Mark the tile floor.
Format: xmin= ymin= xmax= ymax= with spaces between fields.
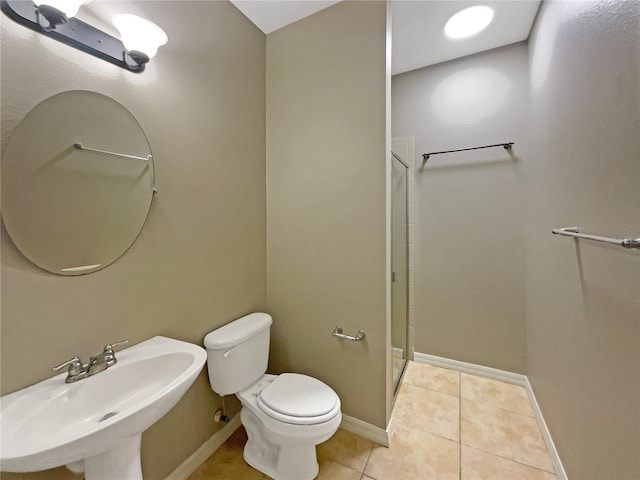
xmin=188 ymin=361 xmax=557 ymax=479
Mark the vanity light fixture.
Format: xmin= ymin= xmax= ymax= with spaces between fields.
xmin=0 ymin=0 xmax=168 ymax=73
xmin=32 ymin=0 xmax=85 ymax=28
xmin=444 ymin=5 xmax=494 ymax=40
xmin=113 ymin=14 xmax=168 ymax=67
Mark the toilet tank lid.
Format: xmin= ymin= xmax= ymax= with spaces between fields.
xmin=204 ymin=312 xmax=272 ymax=350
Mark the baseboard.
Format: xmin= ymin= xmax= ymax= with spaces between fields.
xmin=392 ymin=347 xmax=404 ymax=359
xmin=340 ymin=414 xmax=391 ymax=447
xmin=413 ymin=352 xmax=527 ymax=386
xmin=165 ymin=414 xmax=242 ymax=480
xmin=524 ymin=377 xmax=568 ymax=480
xmin=413 ymin=352 xmax=567 ymax=480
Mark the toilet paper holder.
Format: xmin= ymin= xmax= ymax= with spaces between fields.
xmin=332 ymin=326 xmax=366 ymax=342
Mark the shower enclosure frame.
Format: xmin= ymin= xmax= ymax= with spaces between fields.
xmin=391 ymin=150 xmax=410 ymax=396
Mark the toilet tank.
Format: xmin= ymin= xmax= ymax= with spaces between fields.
xmin=204 ymin=312 xmax=272 ymax=395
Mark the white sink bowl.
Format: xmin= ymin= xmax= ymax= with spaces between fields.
xmin=1 ymin=336 xmax=206 ymax=479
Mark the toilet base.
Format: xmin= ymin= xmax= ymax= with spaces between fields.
xmin=240 ymin=407 xmax=323 ymax=480
xmin=244 ymin=442 xmax=319 ymax=480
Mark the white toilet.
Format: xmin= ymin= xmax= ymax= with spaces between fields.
xmin=204 ymin=312 xmax=341 ymax=480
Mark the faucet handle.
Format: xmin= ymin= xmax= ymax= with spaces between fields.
xmin=52 ymin=356 xmax=85 ymax=376
xmin=103 ymin=339 xmax=129 ymax=353
xmin=101 ymin=340 xmax=128 ymax=368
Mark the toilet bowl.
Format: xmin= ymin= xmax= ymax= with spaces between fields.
xmin=238 ymin=374 xmax=341 ymax=479
xmin=204 ymin=313 xmax=341 ymax=480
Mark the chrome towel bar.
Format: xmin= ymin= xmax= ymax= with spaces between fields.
xmin=552 ymin=227 xmax=640 ymax=250
xmin=422 ymin=142 xmax=514 ymax=162
xmin=74 ymin=143 xmax=152 ymax=161
xmin=332 ymin=326 xmax=366 ymax=342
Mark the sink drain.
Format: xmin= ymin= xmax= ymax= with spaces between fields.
xmin=99 ymin=412 xmax=118 ymax=422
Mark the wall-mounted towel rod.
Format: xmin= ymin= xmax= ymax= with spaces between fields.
xmin=422 ymin=142 xmax=514 ymax=162
xmin=74 ymin=143 xmax=152 ymax=161
xmin=332 ymin=326 xmax=366 ymax=341
xmin=552 ymin=227 xmax=640 ymax=250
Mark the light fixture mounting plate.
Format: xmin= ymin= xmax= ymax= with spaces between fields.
xmin=1 ymin=0 xmax=145 ymax=73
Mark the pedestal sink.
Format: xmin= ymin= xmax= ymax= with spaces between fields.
xmin=0 ymin=336 xmax=207 ymax=479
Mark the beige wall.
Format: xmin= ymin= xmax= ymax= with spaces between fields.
xmin=266 ymin=1 xmax=390 ymax=429
xmin=526 ymin=1 xmax=640 ymax=478
xmin=392 ymin=43 xmax=529 ymax=373
xmin=1 ymin=2 xmax=266 ymax=479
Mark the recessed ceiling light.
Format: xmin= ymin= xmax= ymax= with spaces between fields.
xmin=444 ymin=5 xmax=494 ymax=40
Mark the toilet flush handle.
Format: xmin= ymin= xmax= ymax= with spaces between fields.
xmin=223 ymin=346 xmax=238 ymax=358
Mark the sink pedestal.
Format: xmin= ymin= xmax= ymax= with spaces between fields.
xmin=84 ymin=435 xmax=143 ymax=480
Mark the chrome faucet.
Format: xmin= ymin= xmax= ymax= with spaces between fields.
xmin=52 ymin=340 xmax=129 ymax=383
xmin=51 ymin=356 xmax=87 ymax=383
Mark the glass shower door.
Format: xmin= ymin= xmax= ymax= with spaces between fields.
xmin=391 ymin=152 xmax=408 ymax=394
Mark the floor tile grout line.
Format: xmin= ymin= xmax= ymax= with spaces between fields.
xmin=396 ymin=420 xmax=460 ymax=443
xmin=461 ymin=391 xmax=538 ymax=419
xmin=362 ymin=445 xmax=377 ymax=480
xmin=359 ymin=440 xmax=375 ymax=478
xmin=460 ymin=442 xmax=557 ymax=475
xmin=458 ymin=373 xmax=536 ymax=418
xmin=320 ymin=443 xmax=374 ymax=475
xmin=402 ymin=380 xmax=461 ymax=399
xmin=458 ymin=372 xmax=557 ymax=477
xmin=395 ymin=371 xmax=463 ymax=444
xmin=391 ymin=419 xmax=459 ymax=443
xmin=320 ymin=455 xmax=355 ymax=474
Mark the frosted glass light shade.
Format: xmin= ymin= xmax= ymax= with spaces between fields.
xmin=113 ymin=14 xmax=168 ymax=59
xmin=33 ymin=0 xmax=85 ymax=18
xmin=444 ymin=5 xmax=494 ymax=39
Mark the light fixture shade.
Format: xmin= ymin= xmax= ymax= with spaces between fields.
xmin=33 ymin=0 xmax=85 ymax=18
xmin=113 ymin=14 xmax=168 ymax=60
xmin=444 ymin=5 xmax=494 ymax=39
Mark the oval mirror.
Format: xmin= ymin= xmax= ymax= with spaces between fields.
xmin=1 ymin=91 xmax=156 ymax=275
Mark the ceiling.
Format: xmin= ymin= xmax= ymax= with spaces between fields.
xmin=229 ymin=0 xmax=341 ymax=34
xmin=230 ymin=0 xmax=541 ymax=75
xmin=392 ymin=1 xmax=540 ymax=75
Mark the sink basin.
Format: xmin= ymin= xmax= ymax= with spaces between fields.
xmin=1 ymin=336 xmax=206 ymax=479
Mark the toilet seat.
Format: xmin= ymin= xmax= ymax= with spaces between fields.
xmin=256 ymin=373 xmax=340 ymax=425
